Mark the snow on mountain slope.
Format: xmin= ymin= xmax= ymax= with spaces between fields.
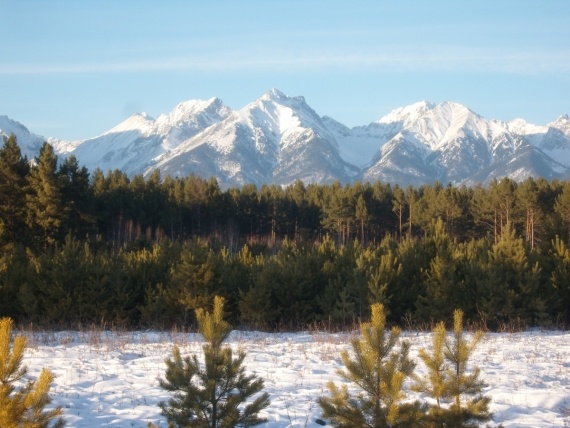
xmin=363 ymin=131 xmax=436 ymax=186
xmin=0 ymin=115 xmax=44 ymax=159
xmin=71 ymin=98 xmax=232 ymax=176
xmin=464 ymin=144 xmax=568 ymax=185
xmin=360 ymin=101 xmax=568 ymax=186
xmin=2 ymin=91 xmax=569 ymax=188
xmin=550 ymin=114 xmax=570 ymax=135
xmin=0 ymin=115 xmax=78 ymax=160
xmin=327 ymin=102 xmax=438 ymax=168
xmin=503 ymin=115 xmax=570 ymax=167
xmin=506 ymin=118 xmax=547 ymax=140
xmin=324 ymin=117 xmax=395 ymax=168
xmin=397 ymin=101 xmax=502 ymax=151
xmin=330 ymin=100 xmax=504 ymax=178
xmin=361 ymin=102 xmax=479 ymax=184
xmin=378 ymin=101 xmax=436 ymax=127
xmin=152 ymin=89 xmax=358 ymax=188
xmin=531 ymin=115 xmax=570 ymax=167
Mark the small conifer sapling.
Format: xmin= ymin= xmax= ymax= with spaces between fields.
xmin=318 ymin=303 xmax=425 ymax=428
xmin=154 ymin=296 xmax=270 ymax=427
xmin=0 ymin=317 xmax=65 ymax=428
xmin=413 ymin=309 xmax=492 ymax=427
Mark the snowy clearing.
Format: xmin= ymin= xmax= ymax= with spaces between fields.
xmin=20 ymin=329 xmax=570 ymax=427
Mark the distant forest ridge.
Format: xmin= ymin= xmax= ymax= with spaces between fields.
xmin=1 ymin=135 xmax=570 ymax=330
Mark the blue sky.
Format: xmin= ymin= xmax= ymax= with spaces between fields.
xmin=1 ymin=0 xmax=569 ymax=141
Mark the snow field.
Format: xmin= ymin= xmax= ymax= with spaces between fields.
xmin=19 ymin=329 xmax=570 ymax=427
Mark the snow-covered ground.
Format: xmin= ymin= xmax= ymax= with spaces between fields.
xmin=21 ymin=329 xmax=570 ymax=427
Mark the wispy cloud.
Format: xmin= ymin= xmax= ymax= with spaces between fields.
xmin=1 ymin=46 xmax=568 ymax=76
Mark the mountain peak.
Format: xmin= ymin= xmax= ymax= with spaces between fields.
xmin=258 ymin=88 xmax=309 ymax=105
xmin=549 ymin=114 xmax=570 ymax=136
xmin=554 ymin=113 xmax=570 ymax=124
xmin=507 ymin=118 xmax=546 ymax=136
xmin=261 ymin=88 xmax=287 ymax=101
xmin=5 ymin=93 xmax=570 ymax=189
xmin=107 ymin=112 xmax=155 ymax=135
xmin=0 ymin=115 xmax=49 ymax=160
xmin=168 ymin=97 xmax=226 ymax=120
xmin=378 ymin=101 xmax=435 ymax=125
xmin=438 ymin=100 xmax=470 ymax=112
xmin=0 ymin=115 xmax=29 ymax=134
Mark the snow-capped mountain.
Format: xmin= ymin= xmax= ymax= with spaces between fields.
xmin=70 ymin=97 xmax=232 ymax=176
xmin=358 ymin=101 xmax=570 ymax=186
xmin=523 ymin=115 xmax=570 ymax=167
xmin=151 ymin=89 xmax=358 ymax=188
xmin=0 ymin=115 xmax=76 ymax=160
xmin=1 ymin=90 xmax=569 ymax=188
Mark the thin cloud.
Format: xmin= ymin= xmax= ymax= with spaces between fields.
xmin=1 ymin=46 xmax=568 ymax=76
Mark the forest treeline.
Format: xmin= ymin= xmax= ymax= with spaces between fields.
xmin=2 ymin=134 xmax=570 ymax=329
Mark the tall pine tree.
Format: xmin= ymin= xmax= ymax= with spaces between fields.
xmin=58 ymin=155 xmax=93 ymax=236
xmin=26 ymin=142 xmax=68 ymax=250
xmin=0 ymin=134 xmax=30 ymax=249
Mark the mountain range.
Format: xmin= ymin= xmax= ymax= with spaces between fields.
xmin=1 ymin=89 xmax=569 ymax=188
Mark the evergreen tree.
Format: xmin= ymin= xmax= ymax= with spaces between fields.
xmin=516 ymin=178 xmax=541 ymax=249
xmin=26 ymin=142 xmax=68 ymax=250
xmin=549 ymin=236 xmax=570 ymax=324
xmin=169 ymin=241 xmax=221 ymax=326
xmin=413 ymin=310 xmax=492 ymax=427
xmin=405 ymin=185 xmax=418 ymax=239
xmin=0 ymin=317 xmax=65 ymax=427
xmin=0 ymin=246 xmax=29 ymax=320
xmin=318 ymin=303 xmax=425 ymax=427
xmin=415 ymin=219 xmax=464 ymax=323
xmin=58 ymin=155 xmax=93 ymax=236
xmin=156 ymin=296 xmax=270 ymax=427
xmin=440 ymin=185 xmax=472 ymax=241
xmin=216 ymin=245 xmax=256 ymax=325
xmin=554 ymin=181 xmax=570 ymax=243
xmin=92 ymin=169 xmax=132 ymax=246
xmin=491 ymin=178 xmax=517 ymax=235
xmin=478 ymin=223 xmax=544 ymax=326
xmin=122 ymin=241 xmax=175 ymax=325
xmin=238 ymin=268 xmax=280 ymax=328
xmin=392 ymin=186 xmax=406 ymax=242
xmin=367 ymin=249 xmax=401 ymax=311
xmin=0 ymin=134 xmax=30 ymax=249
xmin=369 ymin=182 xmax=395 ymax=241
xmin=355 ymin=194 xmax=370 ymax=244
xmin=322 ymin=183 xmax=354 ymax=245
xmin=390 ymin=236 xmax=432 ymax=323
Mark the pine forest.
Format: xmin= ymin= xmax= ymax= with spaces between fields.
xmin=2 ymin=134 xmax=570 ymax=330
